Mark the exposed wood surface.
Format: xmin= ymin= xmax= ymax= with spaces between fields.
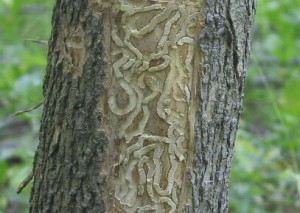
xmin=100 ymin=1 xmax=204 ymax=212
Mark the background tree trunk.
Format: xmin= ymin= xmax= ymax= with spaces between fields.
xmin=29 ymin=0 xmax=256 ymax=212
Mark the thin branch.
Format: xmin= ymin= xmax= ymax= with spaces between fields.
xmin=14 ymin=100 xmax=44 ymax=116
xmin=25 ymin=38 xmax=48 ymax=46
xmin=17 ymin=172 xmax=34 ymax=194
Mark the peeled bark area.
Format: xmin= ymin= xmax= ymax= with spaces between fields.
xmin=101 ymin=1 xmax=203 ymax=212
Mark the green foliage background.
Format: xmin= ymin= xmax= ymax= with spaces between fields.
xmin=0 ymin=0 xmax=299 ymax=212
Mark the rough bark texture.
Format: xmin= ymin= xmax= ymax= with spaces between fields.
xmin=192 ymin=0 xmax=256 ymax=212
xmin=29 ymin=0 xmax=256 ymax=212
xmin=30 ymin=1 xmax=108 ymax=212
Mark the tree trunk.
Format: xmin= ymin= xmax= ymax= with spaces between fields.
xmin=29 ymin=0 xmax=256 ymax=212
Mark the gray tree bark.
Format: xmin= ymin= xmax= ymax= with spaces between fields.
xmin=29 ymin=0 xmax=256 ymax=212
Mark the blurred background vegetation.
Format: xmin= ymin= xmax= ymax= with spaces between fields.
xmin=0 ymin=0 xmax=299 ymax=212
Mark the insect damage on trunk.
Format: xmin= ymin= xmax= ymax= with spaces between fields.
xmin=98 ymin=1 xmax=204 ymax=212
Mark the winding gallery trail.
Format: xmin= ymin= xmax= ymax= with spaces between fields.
xmin=104 ymin=1 xmax=202 ymax=212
